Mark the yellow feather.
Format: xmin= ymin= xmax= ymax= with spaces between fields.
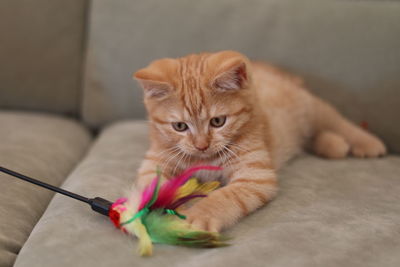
xmin=119 ymin=208 xmax=153 ymax=256
xmin=174 ymin=178 xmax=220 ymax=201
xmin=196 ymin=181 xmax=220 ymax=194
xmin=174 ymin=178 xmax=199 ymax=200
xmin=132 ymin=220 xmax=153 ymax=256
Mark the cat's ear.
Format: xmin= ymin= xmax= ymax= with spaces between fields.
xmin=133 ymin=73 xmax=171 ymax=99
xmin=133 ymin=59 xmax=176 ymax=99
xmin=210 ymin=51 xmax=250 ymax=92
xmin=133 ymin=69 xmax=171 ymax=99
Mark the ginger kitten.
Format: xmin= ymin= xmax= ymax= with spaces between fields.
xmin=132 ymin=51 xmax=386 ymax=232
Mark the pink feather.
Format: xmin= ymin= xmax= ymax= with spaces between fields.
xmin=138 ymin=176 xmax=158 ymax=210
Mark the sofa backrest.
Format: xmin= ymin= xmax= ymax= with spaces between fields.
xmin=0 ymin=0 xmax=88 ymax=117
xmin=82 ymin=0 xmax=400 ymax=152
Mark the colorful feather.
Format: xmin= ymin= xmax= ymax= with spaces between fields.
xmin=143 ymin=209 xmax=228 ymax=247
xmin=152 ymin=165 xmax=222 ymax=208
xmin=109 ymin=165 xmax=227 ymax=256
xmin=174 ymin=178 xmax=219 ymax=200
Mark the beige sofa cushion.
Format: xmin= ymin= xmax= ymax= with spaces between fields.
xmin=0 ymin=1 xmax=87 ymax=115
xmin=14 ymin=121 xmax=400 ymax=267
xmin=0 ymin=111 xmax=91 ymax=266
xmin=82 ymin=0 xmax=400 ymax=152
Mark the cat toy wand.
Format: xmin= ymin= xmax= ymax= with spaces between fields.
xmin=0 ymin=166 xmax=113 ymax=216
xmin=0 ymin=165 xmax=227 ymax=256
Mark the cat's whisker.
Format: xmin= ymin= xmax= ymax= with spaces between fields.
xmin=225 ymin=143 xmax=252 ymax=167
xmin=159 ymin=149 xmax=180 ymax=171
xmin=156 ymin=146 xmax=180 ymax=158
xmin=216 ymin=149 xmax=224 ymax=165
xmin=227 ymin=142 xmax=251 ymax=154
xmin=219 ymin=150 xmax=228 ymax=167
xmin=220 ymin=145 xmax=233 ymax=168
xmin=223 ymin=145 xmax=242 ymax=168
xmin=172 ymin=149 xmax=187 ymax=176
xmin=215 ymin=150 xmax=224 ymax=167
xmin=161 ymin=147 xmax=183 ymax=174
xmin=227 ymin=141 xmax=244 ymax=150
xmin=182 ymin=152 xmax=191 ymax=171
xmin=224 ymin=145 xmax=241 ymax=161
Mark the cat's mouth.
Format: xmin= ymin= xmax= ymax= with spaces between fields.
xmin=190 ymin=150 xmax=217 ymax=159
xmin=188 ymin=144 xmax=232 ymax=161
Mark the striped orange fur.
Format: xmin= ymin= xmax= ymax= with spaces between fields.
xmin=132 ymin=50 xmax=386 ymax=232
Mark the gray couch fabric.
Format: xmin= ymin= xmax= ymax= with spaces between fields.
xmin=82 ymin=0 xmax=400 ymax=153
xmin=0 ymin=0 xmax=88 ymax=116
xmin=14 ymin=121 xmax=400 ymax=267
xmin=0 ymin=112 xmax=91 ymax=266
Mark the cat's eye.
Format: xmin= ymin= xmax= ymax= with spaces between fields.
xmin=172 ymin=122 xmax=189 ymax=132
xmin=210 ymin=116 xmax=226 ymax=128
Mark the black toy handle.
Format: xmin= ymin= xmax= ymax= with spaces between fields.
xmin=0 ymin=166 xmax=112 ymax=216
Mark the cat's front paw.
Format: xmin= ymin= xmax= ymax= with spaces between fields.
xmin=183 ymin=206 xmax=223 ymax=233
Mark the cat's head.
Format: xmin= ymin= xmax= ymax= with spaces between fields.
xmin=133 ymin=51 xmax=255 ymax=159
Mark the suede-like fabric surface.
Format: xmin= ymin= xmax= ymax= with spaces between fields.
xmin=82 ymin=0 xmax=400 ymax=153
xmin=0 ymin=0 xmax=88 ymax=115
xmin=0 ymin=111 xmax=92 ymax=266
xmin=14 ymin=121 xmax=400 ymax=267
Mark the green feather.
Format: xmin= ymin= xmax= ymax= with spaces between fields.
xmin=142 ymin=209 xmax=229 ymax=248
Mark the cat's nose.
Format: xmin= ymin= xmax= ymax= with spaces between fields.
xmin=194 ymin=136 xmax=209 ymax=152
xmin=195 ymin=144 xmax=209 ymax=152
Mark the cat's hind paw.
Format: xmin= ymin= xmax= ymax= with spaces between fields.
xmin=350 ymin=134 xmax=387 ymax=158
